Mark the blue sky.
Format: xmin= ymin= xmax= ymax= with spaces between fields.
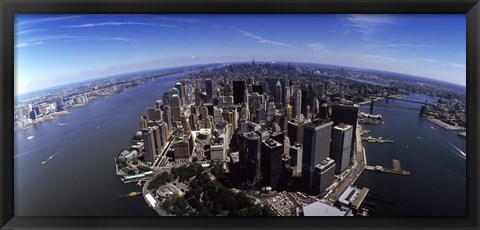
xmin=14 ymin=14 xmax=466 ymax=95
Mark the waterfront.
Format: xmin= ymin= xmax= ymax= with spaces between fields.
xmin=354 ymin=93 xmax=466 ymax=216
xmin=14 ymin=73 xmax=192 ymax=216
xmin=14 ymin=73 xmax=466 ymax=216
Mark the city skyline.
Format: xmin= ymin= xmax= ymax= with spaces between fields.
xmin=15 ymin=14 xmax=466 ymax=95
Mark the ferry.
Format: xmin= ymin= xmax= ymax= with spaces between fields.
xmin=128 ymin=192 xmax=142 ymax=197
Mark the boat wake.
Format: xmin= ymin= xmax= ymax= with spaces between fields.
xmin=58 ymin=123 xmax=68 ymax=126
xmin=41 ymin=154 xmax=56 ymax=165
xmin=27 ymin=136 xmax=34 ymax=140
xmin=429 ymin=129 xmax=466 ymax=159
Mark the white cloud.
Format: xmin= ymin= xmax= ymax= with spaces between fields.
xmin=414 ymin=57 xmax=436 ymax=63
xmin=366 ymin=43 xmax=432 ymax=48
xmin=159 ymin=24 xmax=178 ymax=28
xmin=232 ymin=28 xmax=291 ymax=47
xmin=15 ymin=41 xmax=44 ymax=48
xmin=16 ymin=15 xmax=82 ymax=28
xmin=15 ymin=29 xmax=47 ymax=35
xmin=63 ymin=22 xmax=156 ymax=28
xmin=306 ymin=43 xmax=326 ymax=51
xmin=446 ymin=62 xmax=466 ymax=69
xmin=345 ymin=14 xmax=398 ymax=37
xmin=354 ymin=53 xmax=414 ymax=63
xmin=97 ymin=37 xmax=137 ymax=42
xmin=15 ymin=35 xmax=77 ymax=48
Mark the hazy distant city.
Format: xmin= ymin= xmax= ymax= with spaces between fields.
xmin=14 ymin=15 xmax=466 ymax=217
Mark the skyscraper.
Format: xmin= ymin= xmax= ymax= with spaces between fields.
xmin=233 ymin=80 xmax=246 ymax=105
xmin=261 ymin=139 xmax=283 ymax=190
xmin=290 ymin=143 xmax=303 ymax=176
xmin=205 ymin=79 xmax=213 ymax=102
xmin=295 ymin=88 xmax=302 ymax=121
xmin=275 ymin=80 xmax=283 ymax=109
xmin=142 ymin=128 xmax=156 ymax=163
xmin=312 ymin=158 xmax=336 ymax=195
xmin=331 ymin=104 xmax=359 ymax=158
xmin=302 ymin=119 xmax=334 ymax=193
xmin=330 ymin=123 xmax=353 ymax=174
xmin=241 ymin=131 xmax=262 ymax=188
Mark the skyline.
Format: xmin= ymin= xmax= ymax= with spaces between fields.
xmin=14 ymin=14 xmax=466 ymax=95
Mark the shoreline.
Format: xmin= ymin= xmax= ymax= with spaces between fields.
xmin=423 ymin=115 xmax=466 ymax=131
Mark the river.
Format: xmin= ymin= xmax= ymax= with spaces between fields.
xmin=354 ymin=92 xmax=466 ymax=216
xmin=14 ymin=73 xmax=191 ymax=216
xmin=14 ymin=74 xmax=466 ymax=216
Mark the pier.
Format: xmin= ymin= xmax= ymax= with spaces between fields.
xmin=365 ymin=159 xmax=410 ymax=176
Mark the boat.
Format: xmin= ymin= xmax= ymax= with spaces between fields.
xmin=417 ymin=137 xmax=422 ymax=140
xmin=41 ymin=161 xmax=47 ymax=165
xmin=129 ymin=192 xmax=142 ymax=197
xmin=27 ymin=136 xmax=34 ymax=140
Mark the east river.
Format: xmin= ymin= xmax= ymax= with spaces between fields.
xmin=354 ymin=93 xmax=466 ymax=216
xmin=14 ymin=75 xmax=466 ymax=216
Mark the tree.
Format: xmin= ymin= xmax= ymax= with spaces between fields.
xmin=132 ymin=157 xmax=139 ymax=165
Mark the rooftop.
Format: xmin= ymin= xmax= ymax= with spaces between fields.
xmin=303 ymin=202 xmax=351 ymax=216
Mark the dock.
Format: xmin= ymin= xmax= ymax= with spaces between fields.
xmin=365 ymin=159 xmax=410 ymax=176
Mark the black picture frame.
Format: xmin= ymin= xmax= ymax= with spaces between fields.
xmin=1 ymin=0 xmax=479 ymax=229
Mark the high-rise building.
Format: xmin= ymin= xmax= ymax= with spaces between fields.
xmin=290 ymin=143 xmax=303 ymax=176
xmin=302 ymin=119 xmax=333 ymax=193
xmin=173 ymin=136 xmax=192 ymax=160
xmin=155 ymin=100 xmax=163 ymax=109
xmin=251 ymin=85 xmax=264 ymax=94
xmin=268 ymin=78 xmax=287 ymax=105
xmin=312 ymin=158 xmax=336 ymax=195
xmin=287 ymin=120 xmax=304 ymax=145
xmin=205 ymin=79 xmax=213 ymax=101
xmin=170 ymin=94 xmax=182 ymax=122
xmin=331 ymin=104 xmax=359 ymax=158
xmin=241 ymin=131 xmax=262 ymax=188
xmin=275 ymin=80 xmax=283 ymax=109
xmin=295 ymin=88 xmax=302 ymax=121
xmin=142 ymin=128 xmax=156 ymax=163
xmin=174 ymin=81 xmax=186 ymax=106
xmin=233 ymin=80 xmax=246 ymax=105
xmin=261 ymin=139 xmax=283 ymax=190
xmin=285 ymin=104 xmax=293 ymax=121
xmin=330 ymin=124 xmax=353 ymax=174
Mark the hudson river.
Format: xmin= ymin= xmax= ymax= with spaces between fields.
xmin=14 ymin=75 xmax=466 ymax=216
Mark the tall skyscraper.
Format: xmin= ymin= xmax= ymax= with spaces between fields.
xmin=261 ymin=139 xmax=283 ymax=190
xmin=241 ymin=131 xmax=262 ymax=188
xmin=142 ymin=128 xmax=156 ymax=163
xmin=331 ymin=104 xmax=359 ymax=158
xmin=302 ymin=119 xmax=334 ymax=193
xmin=174 ymin=82 xmax=186 ymax=106
xmin=170 ymin=94 xmax=181 ymax=122
xmin=312 ymin=158 xmax=336 ymax=195
xmin=330 ymin=123 xmax=353 ymax=174
xmin=295 ymin=88 xmax=302 ymax=121
xmin=233 ymin=80 xmax=246 ymax=105
xmin=290 ymin=143 xmax=303 ymax=176
xmin=205 ymin=79 xmax=213 ymax=101
xmin=275 ymin=80 xmax=283 ymax=109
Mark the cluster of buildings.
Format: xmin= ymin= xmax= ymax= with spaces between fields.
xmin=122 ymin=62 xmax=367 ymax=202
xmin=14 ymin=94 xmax=90 ymax=130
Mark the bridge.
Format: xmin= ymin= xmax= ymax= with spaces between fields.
xmin=386 ymin=96 xmax=434 ymax=106
xmin=368 ymin=95 xmax=435 ymax=113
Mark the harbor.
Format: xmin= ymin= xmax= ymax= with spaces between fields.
xmin=361 ymin=136 xmax=394 ymax=143
xmin=364 ymin=159 xmax=411 ymax=176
